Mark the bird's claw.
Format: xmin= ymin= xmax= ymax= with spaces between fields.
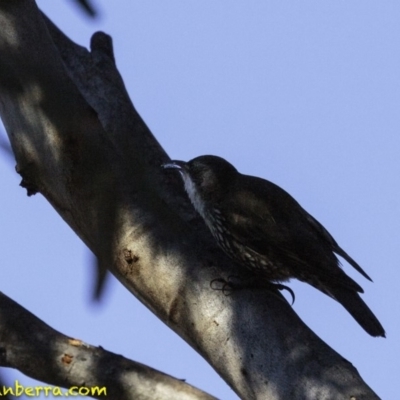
xmin=272 ymin=283 xmax=295 ymax=305
xmin=210 ymin=278 xmax=234 ymax=295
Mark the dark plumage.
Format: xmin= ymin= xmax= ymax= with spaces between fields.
xmin=163 ymin=155 xmax=385 ymax=337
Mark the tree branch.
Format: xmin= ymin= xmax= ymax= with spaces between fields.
xmin=0 ymin=1 xmax=381 ymax=398
xmin=0 ymin=292 xmax=216 ymax=400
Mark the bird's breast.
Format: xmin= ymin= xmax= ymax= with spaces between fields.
xmin=205 ymin=208 xmax=292 ymax=280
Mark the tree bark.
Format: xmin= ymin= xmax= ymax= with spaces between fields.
xmin=0 ymin=1 xmax=381 ymax=399
xmin=0 ymin=292 xmax=217 ymax=400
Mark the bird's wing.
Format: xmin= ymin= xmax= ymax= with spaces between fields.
xmin=223 ymin=177 xmax=363 ymax=292
xmin=304 ymin=211 xmax=373 ymax=281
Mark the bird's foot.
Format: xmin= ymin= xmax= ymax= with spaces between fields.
xmin=210 ymin=276 xmax=295 ymax=304
xmin=210 ymin=276 xmax=242 ymax=295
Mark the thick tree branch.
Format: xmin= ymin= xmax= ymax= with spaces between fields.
xmin=0 ymin=1 xmax=381 ymax=399
xmin=0 ymin=292 xmax=216 ymax=400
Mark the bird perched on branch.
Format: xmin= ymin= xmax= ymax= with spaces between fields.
xmin=163 ymin=155 xmax=385 ymax=337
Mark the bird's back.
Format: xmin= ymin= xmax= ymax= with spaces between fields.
xmin=216 ymin=173 xmax=363 ymax=293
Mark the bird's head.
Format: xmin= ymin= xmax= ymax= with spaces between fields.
xmin=162 ymin=155 xmax=238 ymax=210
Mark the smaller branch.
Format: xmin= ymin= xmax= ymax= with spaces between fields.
xmin=72 ymin=0 xmax=97 ymax=18
xmin=0 ymin=292 xmax=217 ymax=400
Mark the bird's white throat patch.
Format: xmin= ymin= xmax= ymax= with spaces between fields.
xmin=181 ymin=173 xmax=207 ymax=219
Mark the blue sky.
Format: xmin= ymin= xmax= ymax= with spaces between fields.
xmin=0 ymin=1 xmax=398 ymax=398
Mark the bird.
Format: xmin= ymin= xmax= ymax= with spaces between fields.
xmin=162 ymin=155 xmax=385 ymax=337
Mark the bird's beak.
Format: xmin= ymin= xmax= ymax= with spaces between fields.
xmin=161 ymin=160 xmax=187 ymax=171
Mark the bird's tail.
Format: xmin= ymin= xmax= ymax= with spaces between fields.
xmin=327 ymin=286 xmax=385 ymax=337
